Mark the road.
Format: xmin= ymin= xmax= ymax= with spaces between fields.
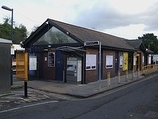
xmin=0 ymin=75 xmax=158 ymax=119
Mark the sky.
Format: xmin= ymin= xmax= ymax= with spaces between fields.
xmin=0 ymin=0 xmax=158 ymax=39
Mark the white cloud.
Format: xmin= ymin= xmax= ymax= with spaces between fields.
xmin=108 ymin=0 xmax=158 ymax=14
xmin=0 ymin=0 xmax=158 ymax=38
xmin=104 ymin=24 xmax=146 ymax=39
xmin=71 ymin=0 xmax=158 ymax=38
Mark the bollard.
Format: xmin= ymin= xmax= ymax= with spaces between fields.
xmin=142 ymin=68 xmax=144 ymax=75
xmin=140 ymin=69 xmax=142 ymax=76
xmin=132 ymin=69 xmax=135 ymax=79
xmin=125 ymin=70 xmax=128 ymax=81
xmin=118 ymin=71 xmax=120 ymax=83
xmin=137 ymin=68 xmax=140 ymax=78
xmin=107 ymin=72 xmax=110 ymax=87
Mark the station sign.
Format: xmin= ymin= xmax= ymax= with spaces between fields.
xmin=84 ymin=41 xmax=99 ymax=46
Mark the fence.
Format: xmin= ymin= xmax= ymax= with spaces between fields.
xmin=142 ymin=64 xmax=158 ymax=75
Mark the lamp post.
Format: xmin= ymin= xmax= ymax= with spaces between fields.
xmin=2 ymin=5 xmax=13 ymax=85
xmin=1 ymin=5 xmax=13 ymax=43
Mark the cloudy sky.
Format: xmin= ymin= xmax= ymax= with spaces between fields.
xmin=0 ymin=0 xmax=158 ymax=39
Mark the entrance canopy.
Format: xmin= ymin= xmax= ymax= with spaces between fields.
xmin=56 ymin=46 xmax=85 ymax=57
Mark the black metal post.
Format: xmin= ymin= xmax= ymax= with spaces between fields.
xmin=10 ymin=9 xmax=13 ymax=85
xmin=24 ymin=81 xmax=28 ymax=97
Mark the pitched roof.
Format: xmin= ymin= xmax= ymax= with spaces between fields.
xmin=23 ymin=18 xmax=135 ymax=51
xmin=126 ymin=39 xmax=148 ymax=52
xmin=126 ymin=39 xmax=142 ymax=49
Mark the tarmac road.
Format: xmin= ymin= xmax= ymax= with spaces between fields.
xmin=0 ymin=75 xmax=158 ymax=119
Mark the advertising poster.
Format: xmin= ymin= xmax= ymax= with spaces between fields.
xmin=123 ymin=52 xmax=128 ymax=71
xmin=29 ymin=56 xmax=37 ymax=70
xmin=106 ymin=55 xmax=113 ymax=68
xmin=120 ymin=55 xmax=123 ymax=67
xmin=86 ymin=54 xmax=96 ymax=70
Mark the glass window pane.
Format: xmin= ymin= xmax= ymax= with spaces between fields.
xmin=34 ymin=26 xmax=77 ymax=45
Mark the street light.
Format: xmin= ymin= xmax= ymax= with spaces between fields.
xmin=1 ymin=5 xmax=13 ymax=43
xmin=2 ymin=5 xmax=13 ymax=85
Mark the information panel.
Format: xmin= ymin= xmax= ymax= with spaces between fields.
xmin=29 ymin=56 xmax=37 ymax=70
xmin=106 ymin=55 xmax=113 ymax=68
xmin=16 ymin=52 xmax=28 ymax=81
xmin=86 ymin=54 xmax=96 ymax=70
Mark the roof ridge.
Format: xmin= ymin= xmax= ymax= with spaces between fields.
xmin=48 ymin=18 xmax=128 ymax=40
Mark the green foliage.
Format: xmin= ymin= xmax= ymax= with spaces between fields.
xmin=0 ymin=18 xmax=27 ymax=44
xmin=138 ymin=33 xmax=158 ymax=54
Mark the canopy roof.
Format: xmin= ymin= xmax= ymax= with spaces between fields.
xmin=0 ymin=38 xmax=12 ymax=44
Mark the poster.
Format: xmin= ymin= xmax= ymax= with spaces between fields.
xmin=86 ymin=54 xmax=96 ymax=70
xmin=142 ymin=56 xmax=144 ymax=65
xmin=120 ymin=55 xmax=123 ymax=67
xmin=29 ymin=56 xmax=37 ymax=70
xmin=123 ymin=52 xmax=128 ymax=71
xmin=133 ymin=55 xmax=136 ymax=66
xmin=148 ymin=54 xmax=151 ymax=64
xmin=106 ymin=55 xmax=113 ymax=68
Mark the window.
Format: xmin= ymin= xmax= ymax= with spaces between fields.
xmin=34 ymin=27 xmax=77 ymax=45
xmin=48 ymin=52 xmax=55 ymax=67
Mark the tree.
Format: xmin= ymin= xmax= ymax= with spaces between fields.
xmin=13 ymin=24 xmax=27 ymax=44
xmin=138 ymin=33 xmax=158 ymax=54
xmin=0 ymin=18 xmax=27 ymax=44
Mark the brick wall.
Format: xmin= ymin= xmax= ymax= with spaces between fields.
xmin=102 ymin=50 xmax=116 ymax=79
xmin=85 ymin=48 xmax=98 ymax=83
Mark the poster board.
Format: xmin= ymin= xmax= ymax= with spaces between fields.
xmin=86 ymin=54 xmax=96 ymax=70
xmin=106 ymin=55 xmax=113 ymax=68
xmin=123 ymin=52 xmax=128 ymax=71
xmin=29 ymin=56 xmax=37 ymax=70
xmin=120 ymin=55 xmax=123 ymax=67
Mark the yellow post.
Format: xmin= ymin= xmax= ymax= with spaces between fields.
xmin=142 ymin=67 xmax=144 ymax=75
xmin=132 ymin=69 xmax=134 ymax=79
xmin=125 ymin=70 xmax=128 ymax=81
xmin=137 ymin=68 xmax=140 ymax=78
xmin=107 ymin=72 xmax=110 ymax=87
xmin=118 ymin=71 xmax=120 ymax=83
